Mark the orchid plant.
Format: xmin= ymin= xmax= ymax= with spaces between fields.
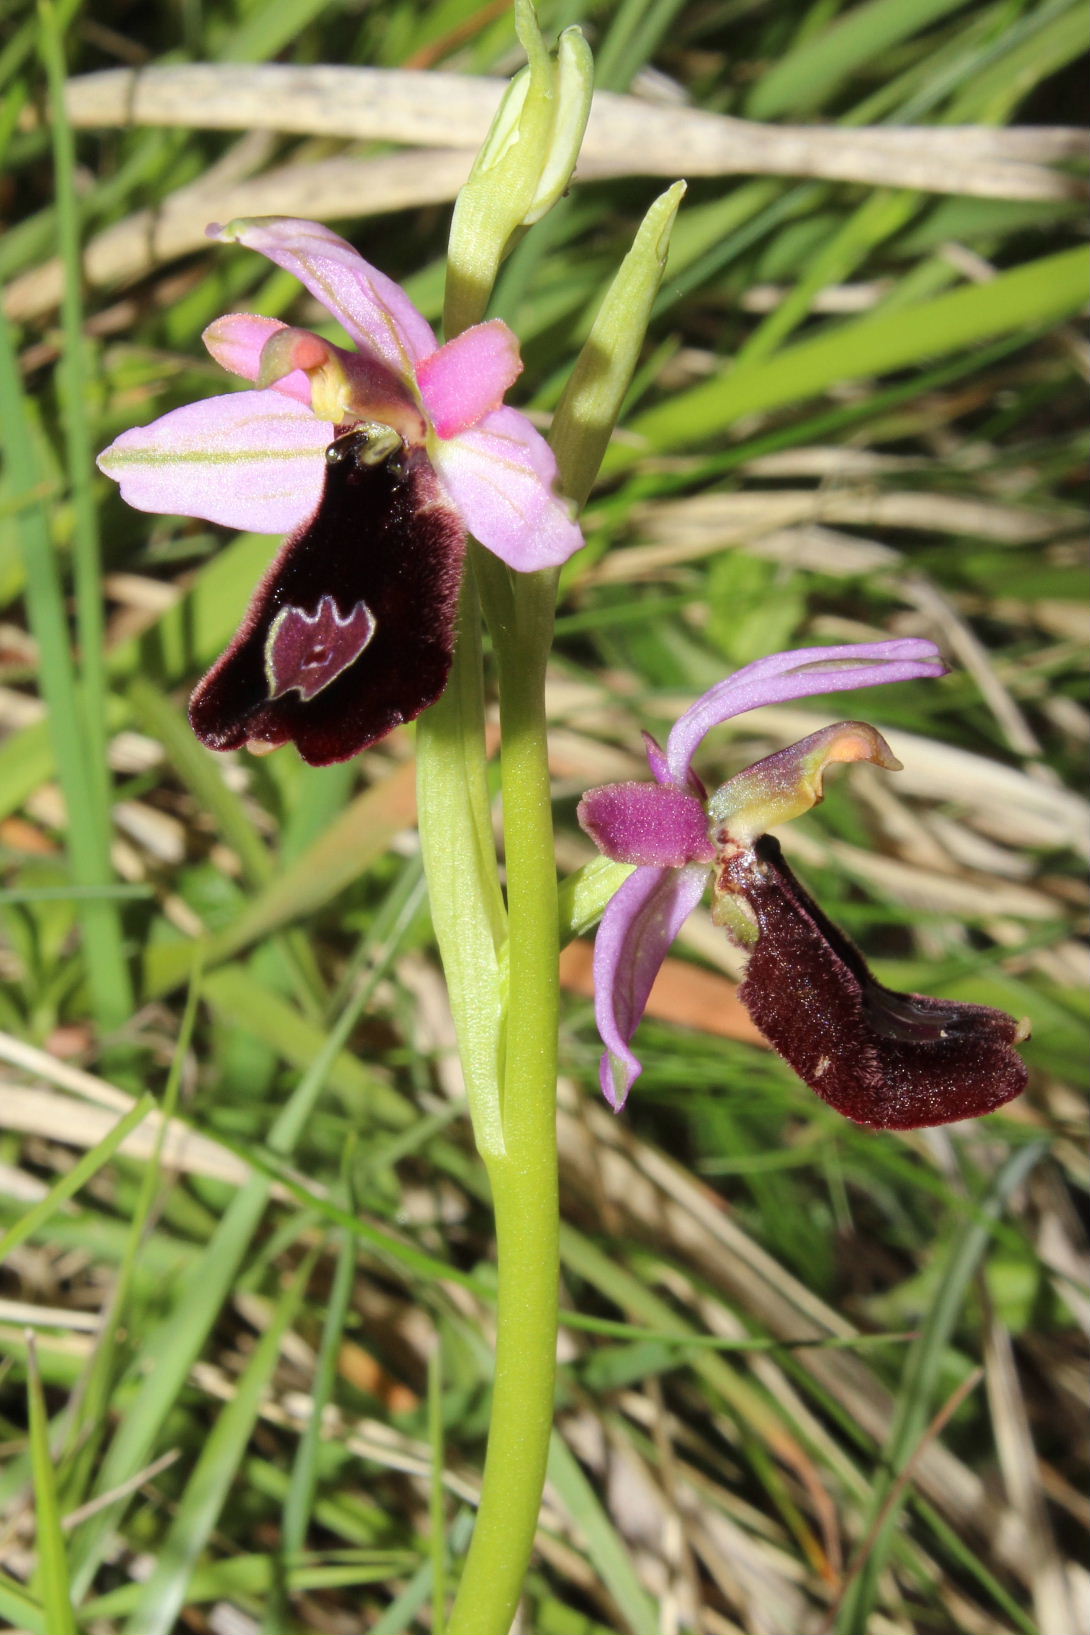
xmin=96 ymin=11 xmax=1028 ymax=1634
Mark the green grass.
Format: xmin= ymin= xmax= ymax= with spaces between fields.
xmin=1 ymin=0 xmax=1086 ymax=1631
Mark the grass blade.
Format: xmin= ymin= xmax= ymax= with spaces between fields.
xmin=0 ymin=1095 xmax=154 ymax=1262
xmin=0 ymin=311 xmax=132 ymax=1034
xmin=617 ymin=246 xmax=1089 ymax=459
xmin=121 ymin=1252 xmax=317 ymax=1634
xmin=26 ymin=1337 xmax=77 ymax=1635
xmin=835 ymin=1143 xmax=1048 ymax=1632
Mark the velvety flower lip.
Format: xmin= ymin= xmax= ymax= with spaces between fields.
xmin=187 ymin=431 xmax=467 ymax=765
xmin=97 ymin=217 xmax=586 ymax=763
xmin=722 ymin=835 xmax=1030 ymax=1130
xmin=577 ymin=639 xmax=1030 ymax=1125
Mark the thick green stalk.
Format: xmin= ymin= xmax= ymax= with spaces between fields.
xmin=443 ymin=182 xmax=685 ymax=1629
xmin=447 ymin=556 xmax=560 ymax=1635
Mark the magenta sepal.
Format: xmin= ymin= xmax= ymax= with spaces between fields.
xmin=577 ymin=782 xmax=715 ymax=868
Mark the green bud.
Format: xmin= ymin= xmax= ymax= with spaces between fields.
xmin=557 ymin=854 xmax=635 ymax=945
xmin=523 ymin=27 xmax=594 ymax=227
xmin=444 ymin=0 xmax=593 ymax=336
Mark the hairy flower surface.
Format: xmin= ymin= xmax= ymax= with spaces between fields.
xmin=98 ymin=217 xmax=583 ymax=762
xmin=578 ymin=640 xmax=1029 ymax=1127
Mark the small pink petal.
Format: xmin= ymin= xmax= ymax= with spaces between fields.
xmin=257 ymin=326 xmax=332 ymax=383
xmin=642 ymin=732 xmax=672 ymax=786
xmin=416 ymin=320 xmax=522 ymax=439
xmin=593 ymin=864 xmax=709 ymax=1110
xmin=257 ymin=328 xmax=425 ymax=439
xmin=665 ymin=639 xmax=947 ymax=786
xmin=203 ymin=315 xmax=309 ymax=407
xmin=430 ymin=406 xmax=583 ymax=570
xmin=209 ymin=217 xmax=437 ymax=378
xmin=578 ymin=782 xmax=714 ymax=867
xmin=97 ymin=390 xmax=331 ymax=534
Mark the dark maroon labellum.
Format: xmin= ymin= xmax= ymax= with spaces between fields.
xmin=189 ymin=426 xmax=466 ymax=765
xmin=719 ymin=835 xmax=1029 ymax=1129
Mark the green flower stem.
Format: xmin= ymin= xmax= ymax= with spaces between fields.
xmin=444 ymin=182 xmax=686 ymax=1626
xmin=447 ymin=554 xmax=560 ymax=1635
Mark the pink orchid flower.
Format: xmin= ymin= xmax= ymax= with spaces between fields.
xmin=98 ymin=217 xmax=583 ymax=764
xmin=578 ymin=639 xmax=1029 ymax=1129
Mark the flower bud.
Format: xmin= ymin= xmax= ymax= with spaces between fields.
xmin=445 ymin=0 xmax=593 ymax=334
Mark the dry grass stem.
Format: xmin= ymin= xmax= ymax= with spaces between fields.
xmin=6 ymin=68 xmax=1084 ymax=321
xmin=57 ymin=64 xmax=1088 ymax=197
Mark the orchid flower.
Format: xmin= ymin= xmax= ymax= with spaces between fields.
xmin=98 ymin=217 xmax=584 ymax=764
xmin=578 ymin=639 xmax=1030 ymax=1129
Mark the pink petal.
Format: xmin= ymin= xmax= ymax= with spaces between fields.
xmin=430 ymin=406 xmax=583 ymax=570
xmin=578 ymin=782 xmax=714 ymax=867
xmin=416 ymin=320 xmax=522 ymax=438
xmin=593 ymin=863 xmax=709 ymax=1110
xmin=255 ymin=328 xmax=424 ymax=437
xmin=97 ymin=390 xmax=332 ymax=534
xmin=643 ymin=730 xmax=706 ymax=799
xmin=665 ymin=639 xmax=947 ymax=786
xmin=209 ymin=218 xmax=437 ymax=379
xmin=642 ymin=732 xmax=672 ymax=785
xmin=203 ymin=315 xmax=310 ymax=406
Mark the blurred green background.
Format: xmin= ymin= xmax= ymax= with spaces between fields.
xmin=0 ymin=1 xmax=1086 ymax=1631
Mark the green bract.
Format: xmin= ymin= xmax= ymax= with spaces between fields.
xmin=551 ymin=179 xmax=686 ymax=510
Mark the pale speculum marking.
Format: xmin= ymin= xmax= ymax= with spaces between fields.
xmin=264 ymin=595 xmax=376 ymax=701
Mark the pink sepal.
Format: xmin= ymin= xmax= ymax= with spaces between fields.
xmin=430 ymin=406 xmax=583 ymax=570
xmin=209 ymin=218 xmax=437 ymax=377
xmin=578 ymin=782 xmax=714 ymax=868
xmin=97 ymin=390 xmax=332 ymax=534
xmin=593 ymin=864 xmax=710 ymax=1110
xmin=664 ymin=639 xmax=947 ymax=786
